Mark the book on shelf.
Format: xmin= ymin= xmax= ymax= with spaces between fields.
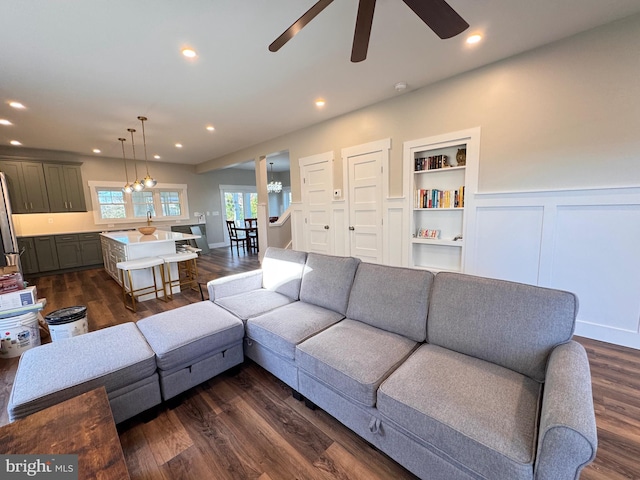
xmin=414 ymin=154 xmax=449 ymax=171
xmin=414 ymin=186 xmax=465 ymax=208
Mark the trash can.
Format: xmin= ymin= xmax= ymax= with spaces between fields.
xmin=45 ymin=306 xmax=89 ymax=341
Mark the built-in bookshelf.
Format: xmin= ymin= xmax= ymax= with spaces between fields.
xmin=403 ymin=128 xmax=480 ymax=272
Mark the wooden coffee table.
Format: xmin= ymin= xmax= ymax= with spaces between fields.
xmin=0 ymin=386 xmax=130 ymax=479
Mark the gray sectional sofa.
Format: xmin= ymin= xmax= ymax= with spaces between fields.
xmin=209 ymin=247 xmax=598 ymax=480
xmin=8 ymin=246 xmax=597 ymax=479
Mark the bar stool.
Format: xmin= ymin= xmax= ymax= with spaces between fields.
xmin=116 ymin=257 xmax=166 ymax=312
xmin=158 ymin=252 xmax=199 ymax=300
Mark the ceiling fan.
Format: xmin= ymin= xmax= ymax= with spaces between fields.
xmin=269 ymin=0 xmax=469 ymax=63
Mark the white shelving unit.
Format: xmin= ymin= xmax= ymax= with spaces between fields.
xmin=403 ymin=128 xmax=480 ymax=272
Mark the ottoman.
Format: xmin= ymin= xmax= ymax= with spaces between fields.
xmin=136 ymin=301 xmax=245 ymax=400
xmin=8 ymin=322 xmax=161 ymax=424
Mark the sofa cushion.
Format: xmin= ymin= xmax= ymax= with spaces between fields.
xmin=215 ymin=289 xmax=296 ymax=321
xmin=246 ymin=302 xmax=344 ymax=360
xmin=299 ymin=253 xmax=360 ymax=315
xmin=295 ymin=319 xmax=417 ymax=407
xmin=8 ymin=322 xmax=157 ymax=421
xmin=346 ymin=263 xmax=434 ymax=342
xmin=378 ymin=344 xmax=541 ymax=480
xmin=136 ymin=301 xmax=244 ymax=371
xmin=261 ymin=247 xmax=307 ymax=300
xmin=428 ymin=272 xmax=577 ymax=382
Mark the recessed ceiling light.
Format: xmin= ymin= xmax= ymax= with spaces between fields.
xmin=206 ymin=125 xmax=215 ymax=132
xmin=9 ymin=101 xmax=25 ymax=109
xmin=92 ymin=149 xmax=101 ymax=154
xmin=181 ymin=48 xmax=197 ymax=58
xmin=154 ymin=154 xmax=161 ymax=159
xmin=10 ymin=140 xmax=22 ymax=146
xmin=0 ymin=119 xmax=12 ymax=126
xmin=175 ymin=143 xmax=183 ymax=148
xmin=315 ymin=98 xmax=326 ymax=107
xmin=466 ymin=34 xmax=482 ymax=45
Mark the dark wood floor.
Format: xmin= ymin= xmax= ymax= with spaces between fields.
xmin=0 ymin=247 xmax=638 ymax=479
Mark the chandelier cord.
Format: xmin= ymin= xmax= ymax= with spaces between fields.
xmin=128 ymin=128 xmax=140 ymax=180
xmin=139 ymin=116 xmax=151 ymax=176
xmin=119 ymin=138 xmax=129 ymax=181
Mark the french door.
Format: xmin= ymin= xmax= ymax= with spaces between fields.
xmin=220 ymin=186 xmax=258 ymax=242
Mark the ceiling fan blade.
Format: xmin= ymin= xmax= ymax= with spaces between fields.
xmin=351 ymin=0 xmax=376 ymax=63
xmin=402 ymin=0 xmax=469 ymax=39
xmin=269 ymin=0 xmax=335 ymax=52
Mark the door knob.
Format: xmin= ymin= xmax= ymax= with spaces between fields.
xmin=349 ymin=226 xmax=355 ymax=231
xmin=324 ymin=225 xmax=329 ymax=230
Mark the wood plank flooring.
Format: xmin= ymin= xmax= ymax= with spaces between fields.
xmin=0 ymin=247 xmax=638 ymax=479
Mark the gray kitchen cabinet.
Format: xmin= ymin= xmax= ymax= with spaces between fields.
xmin=42 ymin=164 xmax=87 ymax=212
xmin=34 ymin=236 xmax=59 ymax=272
xmin=55 ymin=234 xmax=82 ymax=269
xmin=55 ymin=233 xmax=103 ymax=269
xmin=78 ymin=233 xmax=103 ymax=265
xmin=0 ymin=160 xmax=50 ymax=213
xmin=17 ymin=237 xmax=38 ymax=275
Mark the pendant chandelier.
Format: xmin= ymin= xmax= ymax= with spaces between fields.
xmin=127 ymin=128 xmax=145 ymax=192
xmin=119 ymin=137 xmax=133 ymax=194
xmin=267 ymin=162 xmax=282 ymax=194
xmin=138 ymin=116 xmax=157 ymax=187
xmin=120 ymin=116 xmax=158 ymax=194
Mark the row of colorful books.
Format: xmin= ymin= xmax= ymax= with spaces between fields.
xmin=414 ymin=154 xmax=450 ymax=171
xmin=414 ymin=187 xmax=465 ymax=209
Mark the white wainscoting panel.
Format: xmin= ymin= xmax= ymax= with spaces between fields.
xmin=467 ymin=187 xmax=640 ymax=349
xmin=290 ymin=202 xmax=305 ymax=251
xmin=549 ymin=204 xmax=640 ymax=337
xmin=471 ymin=206 xmax=544 ymax=285
xmin=384 ymin=198 xmax=406 ymax=266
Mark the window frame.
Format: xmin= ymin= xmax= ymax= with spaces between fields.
xmin=88 ymin=181 xmax=190 ymax=225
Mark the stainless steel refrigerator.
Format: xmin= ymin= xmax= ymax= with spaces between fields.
xmin=0 ymin=172 xmax=21 ymax=270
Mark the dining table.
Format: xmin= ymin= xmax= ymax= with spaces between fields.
xmin=235 ymin=225 xmax=258 ymax=252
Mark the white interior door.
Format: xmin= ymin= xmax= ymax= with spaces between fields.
xmin=347 ymin=151 xmax=383 ymax=263
xmin=300 ymin=152 xmax=333 ymax=254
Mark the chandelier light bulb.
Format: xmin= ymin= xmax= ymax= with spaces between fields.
xmin=143 ymin=175 xmax=157 ymax=188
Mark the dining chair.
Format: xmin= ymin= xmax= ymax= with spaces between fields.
xmin=244 ymin=218 xmax=259 ymax=252
xmin=225 ymin=220 xmax=247 ymax=255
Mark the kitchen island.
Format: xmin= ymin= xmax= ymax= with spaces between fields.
xmin=100 ymin=230 xmax=200 ymax=301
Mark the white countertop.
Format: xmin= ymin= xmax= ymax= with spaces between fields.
xmin=100 ymin=229 xmax=200 ymax=245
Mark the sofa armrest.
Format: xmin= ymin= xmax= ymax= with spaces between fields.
xmin=207 ymin=269 xmax=263 ymax=301
xmin=535 ymin=340 xmax=597 ymax=480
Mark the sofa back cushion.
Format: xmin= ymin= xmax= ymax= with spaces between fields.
xmin=346 ymin=263 xmax=434 ymax=342
xmin=261 ymin=247 xmax=308 ymax=300
xmin=428 ymin=272 xmax=578 ymax=382
xmin=299 ymin=253 xmax=360 ymax=315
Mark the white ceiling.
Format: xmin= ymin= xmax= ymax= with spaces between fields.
xmin=1 ymin=0 xmax=640 ymax=167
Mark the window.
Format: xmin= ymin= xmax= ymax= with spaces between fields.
xmin=88 ymin=181 xmax=189 ymax=224
xmin=131 ymin=191 xmax=155 ymax=218
xmin=96 ymin=189 xmax=126 ymax=219
xmin=160 ymin=191 xmax=182 ymax=217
